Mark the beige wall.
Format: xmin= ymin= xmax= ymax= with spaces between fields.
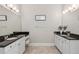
xmin=21 ymin=4 xmax=62 ymax=43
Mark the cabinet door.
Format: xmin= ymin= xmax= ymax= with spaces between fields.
xmin=58 ymin=37 xmax=70 ymax=54
xmin=57 ymin=35 xmax=62 ymax=52
xmin=5 ymin=41 xmax=18 ymax=54
xmin=65 ymin=40 xmax=70 ymax=54
xmin=59 ymin=38 xmax=63 ymax=52
xmin=70 ymin=40 xmax=79 ymax=54
xmin=18 ymin=37 xmax=25 ymax=54
xmin=62 ymin=38 xmax=66 ymax=54
xmin=55 ymin=35 xmax=60 ymax=49
xmin=55 ymin=35 xmax=58 ymax=46
xmin=62 ymin=38 xmax=70 ymax=54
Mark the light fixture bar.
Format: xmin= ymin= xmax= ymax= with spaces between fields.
xmin=63 ymin=4 xmax=79 ymax=14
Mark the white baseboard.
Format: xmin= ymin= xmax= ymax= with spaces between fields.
xmin=29 ymin=43 xmax=55 ymax=46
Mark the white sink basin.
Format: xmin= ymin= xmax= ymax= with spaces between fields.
xmin=7 ymin=37 xmax=17 ymax=40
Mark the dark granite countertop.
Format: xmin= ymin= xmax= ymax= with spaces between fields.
xmin=0 ymin=32 xmax=29 ymax=47
xmin=54 ymin=31 xmax=79 ymax=40
xmin=0 ymin=39 xmax=17 ymax=47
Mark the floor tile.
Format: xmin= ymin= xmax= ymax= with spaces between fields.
xmin=24 ymin=46 xmax=60 ymax=54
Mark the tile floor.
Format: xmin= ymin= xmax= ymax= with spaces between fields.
xmin=24 ymin=46 xmax=60 ymax=54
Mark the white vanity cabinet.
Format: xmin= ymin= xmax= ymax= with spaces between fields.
xmin=4 ymin=36 xmax=26 ymax=54
xmin=55 ymin=35 xmax=70 ymax=54
xmin=55 ymin=34 xmax=79 ymax=54
xmin=0 ymin=35 xmax=30 ymax=54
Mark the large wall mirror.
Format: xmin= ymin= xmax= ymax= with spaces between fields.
xmin=61 ymin=4 xmax=79 ymax=34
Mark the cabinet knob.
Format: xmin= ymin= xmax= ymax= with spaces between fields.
xmin=10 ymin=46 xmax=12 ymax=48
xmin=18 ymin=43 xmax=20 ymax=46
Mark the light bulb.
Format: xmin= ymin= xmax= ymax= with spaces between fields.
xmin=65 ymin=10 xmax=68 ymax=12
xmin=63 ymin=10 xmax=68 ymax=14
xmin=16 ymin=9 xmax=19 ymax=12
xmin=68 ymin=7 xmax=73 ymax=11
xmin=70 ymin=4 xmax=78 ymax=12
xmin=72 ymin=4 xmax=78 ymax=9
xmin=12 ymin=7 xmax=17 ymax=10
xmin=63 ymin=11 xmax=65 ymax=14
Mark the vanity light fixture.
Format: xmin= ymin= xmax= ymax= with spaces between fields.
xmin=12 ymin=7 xmax=17 ymax=12
xmin=63 ymin=4 xmax=79 ymax=14
xmin=12 ymin=7 xmax=19 ymax=12
xmin=72 ymin=4 xmax=77 ymax=8
xmin=63 ymin=9 xmax=68 ymax=14
xmin=3 ymin=4 xmax=19 ymax=13
xmin=70 ymin=4 xmax=78 ymax=12
xmin=68 ymin=7 xmax=73 ymax=11
xmin=62 ymin=11 xmax=65 ymax=14
xmin=12 ymin=7 xmax=17 ymax=10
xmin=16 ymin=9 xmax=19 ymax=12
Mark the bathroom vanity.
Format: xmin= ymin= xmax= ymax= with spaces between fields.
xmin=54 ymin=32 xmax=79 ymax=54
xmin=0 ymin=32 xmax=30 ymax=54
